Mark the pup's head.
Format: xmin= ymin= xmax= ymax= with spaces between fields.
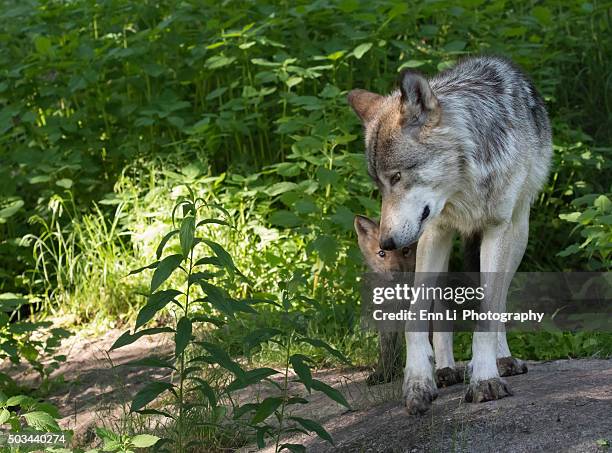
xmin=348 ymin=70 xmax=462 ymax=250
xmin=354 ymin=215 xmax=416 ymax=273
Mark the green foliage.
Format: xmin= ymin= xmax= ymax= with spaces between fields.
xmin=0 ymin=392 xmax=61 ymax=432
xmin=0 ymin=1 xmax=610 ymax=449
xmin=558 ymin=194 xmax=612 ymax=269
xmin=112 ymin=192 xmax=349 ymax=450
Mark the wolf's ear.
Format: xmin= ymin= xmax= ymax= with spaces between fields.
xmin=354 ymin=215 xmax=379 ymax=238
xmin=399 ymin=70 xmax=440 ymax=127
xmin=347 ymin=89 xmax=384 ymax=123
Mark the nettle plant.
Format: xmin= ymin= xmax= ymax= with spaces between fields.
xmin=111 ymin=188 xmax=350 ymax=451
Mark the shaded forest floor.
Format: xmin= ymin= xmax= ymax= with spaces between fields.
xmin=4 ymin=332 xmax=611 ymax=452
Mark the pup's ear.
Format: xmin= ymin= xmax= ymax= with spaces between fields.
xmin=398 ymin=70 xmax=440 ymax=127
xmin=354 ymin=215 xmax=379 ymax=238
xmin=347 ymin=89 xmax=384 ymax=123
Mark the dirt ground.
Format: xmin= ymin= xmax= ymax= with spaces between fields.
xmin=4 ymin=331 xmax=611 ymax=452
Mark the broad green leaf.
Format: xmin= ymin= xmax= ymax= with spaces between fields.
xmin=266 ymin=181 xmax=298 ymax=196
xmin=252 ymin=397 xmax=283 ymax=424
xmin=311 ymin=379 xmax=351 ymax=409
xmin=23 ymin=411 xmax=59 ymax=431
xmin=0 ymin=408 xmax=10 ymax=424
xmin=179 ymin=216 xmax=195 ymax=257
xmin=156 ymin=230 xmax=178 ymax=260
xmin=110 ymin=327 xmax=174 ymax=351
xmin=269 ymin=210 xmax=301 ymax=227
xmin=150 ymin=254 xmax=183 ymax=292
xmin=175 ymin=317 xmax=192 ymax=357
xmin=243 ymin=328 xmax=282 ymax=350
xmin=136 ymin=289 xmax=182 ymax=328
xmin=299 ymin=337 xmax=351 ymax=365
xmin=131 ymin=382 xmax=175 ymax=412
xmin=227 ymin=368 xmax=279 ymax=392
xmin=0 ymin=199 xmax=23 ymax=219
xmin=198 ymin=342 xmax=244 ymax=378
xmin=191 ymin=377 xmax=217 ymax=407
xmin=352 ymin=42 xmax=372 ymax=59
xmin=290 ymin=354 xmax=313 ymax=392
xmin=202 ymin=240 xmax=238 ymax=274
xmin=130 ymin=434 xmax=159 ymax=448
xmin=289 ymin=416 xmax=333 ymax=444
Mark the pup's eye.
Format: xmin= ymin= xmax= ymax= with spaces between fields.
xmin=377 ymin=250 xmax=386 ymax=258
xmin=402 ymin=247 xmax=412 ymax=257
xmin=390 ymin=172 xmax=401 ymax=186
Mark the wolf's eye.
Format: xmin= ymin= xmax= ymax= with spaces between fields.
xmin=390 ymin=172 xmax=401 ymax=186
xmin=377 ymin=250 xmax=386 ymax=258
xmin=402 ymin=247 xmax=412 ymax=257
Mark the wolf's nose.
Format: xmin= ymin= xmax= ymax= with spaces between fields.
xmin=379 ymin=237 xmax=397 ymax=250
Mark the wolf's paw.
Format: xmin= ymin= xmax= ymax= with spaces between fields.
xmin=465 ymin=377 xmax=513 ymax=403
xmin=366 ymin=368 xmax=402 ymax=386
xmin=403 ymin=379 xmax=438 ymax=415
xmin=435 ymin=366 xmax=465 ymax=387
xmin=497 ymin=357 xmax=528 ymax=377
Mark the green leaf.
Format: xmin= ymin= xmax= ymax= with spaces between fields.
xmin=150 ymin=254 xmax=183 ymax=292
xmin=0 ymin=408 xmax=10 ymax=424
xmin=130 ymin=434 xmax=159 ymax=448
xmin=311 ymin=379 xmax=351 ymax=409
xmin=128 ymin=262 xmax=159 ymax=276
xmin=299 ymin=337 xmax=351 ymax=365
xmin=290 ymin=354 xmax=313 ymax=392
xmin=34 ymin=35 xmax=52 ymax=55
xmin=202 ymin=240 xmax=238 ymax=274
xmin=136 ymin=290 xmax=182 ymax=329
xmin=226 ymin=368 xmax=279 ymax=392
xmin=156 ymin=230 xmax=178 ymax=260
xmin=23 ymin=411 xmax=59 ymax=431
xmin=289 ymin=416 xmax=333 ymax=444
xmin=110 ymin=327 xmax=174 ymax=351
xmin=532 ymin=6 xmax=552 ymax=25
xmin=265 ymin=181 xmax=298 ymax=196
xmin=175 ymin=317 xmax=192 ymax=357
xmin=352 ymin=42 xmax=372 ymax=59
xmin=243 ymin=328 xmax=282 ymax=350
xmin=252 ymin=397 xmax=283 ymax=424
xmin=179 ymin=216 xmax=195 ymax=257
xmin=56 ymin=178 xmax=73 ymax=189
xmin=269 ymin=210 xmax=302 ymax=227
xmin=191 ymin=377 xmax=217 ymax=407
xmin=131 ymin=382 xmax=175 ymax=412
xmin=0 ymin=199 xmax=24 ymax=219
xmin=198 ymin=342 xmax=245 ymax=378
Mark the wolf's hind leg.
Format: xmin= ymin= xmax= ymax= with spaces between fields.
xmin=367 ymin=332 xmax=403 ymax=386
xmin=466 ymin=202 xmax=530 ymax=402
xmin=433 ymin=330 xmax=464 ymax=387
xmin=496 ymin=326 xmax=528 ymax=376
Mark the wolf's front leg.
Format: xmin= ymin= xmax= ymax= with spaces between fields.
xmin=404 ymin=226 xmax=453 ymax=414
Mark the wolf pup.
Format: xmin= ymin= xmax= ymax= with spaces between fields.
xmin=348 ymin=56 xmax=551 ymax=414
xmin=354 ymin=215 xmax=415 ymax=386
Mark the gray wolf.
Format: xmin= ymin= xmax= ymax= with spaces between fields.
xmin=348 ymin=55 xmax=551 ymax=414
xmin=354 ymin=214 xmax=415 ymax=385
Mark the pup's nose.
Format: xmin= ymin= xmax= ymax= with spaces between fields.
xmin=379 ymin=236 xmax=397 ymax=250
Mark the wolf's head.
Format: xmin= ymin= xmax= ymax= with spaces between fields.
xmin=348 ymin=71 xmax=462 ymax=250
xmin=354 ymin=215 xmax=416 ymax=273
